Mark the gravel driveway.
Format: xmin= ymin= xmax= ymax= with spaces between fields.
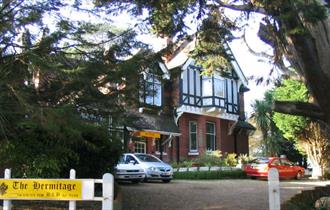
xmin=120 ymin=179 xmax=330 ymax=210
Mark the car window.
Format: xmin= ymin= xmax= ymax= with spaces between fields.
xmin=126 ymin=155 xmax=137 ymax=164
xmin=250 ymin=158 xmax=269 ymax=164
xmin=135 ymin=154 xmax=161 ymax=162
xmin=271 ymin=159 xmax=280 ymax=166
xmin=281 ymin=159 xmax=293 ymax=166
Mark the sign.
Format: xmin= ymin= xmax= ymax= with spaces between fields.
xmin=135 ymin=131 xmax=160 ymax=138
xmin=0 ymin=179 xmax=82 ymax=200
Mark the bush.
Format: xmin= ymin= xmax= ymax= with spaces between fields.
xmin=223 ymin=153 xmax=237 ymax=166
xmin=238 ymin=154 xmax=254 ymax=165
xmin=173 ymin=170 xmax=247 ymax=180
xmin=193 ymin=150 xmax=224 ymax=167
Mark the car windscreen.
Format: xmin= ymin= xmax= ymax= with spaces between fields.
xmin=135 ymin=154 xmax=161 ymax=162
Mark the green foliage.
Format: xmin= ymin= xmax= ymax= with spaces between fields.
xmin=224 ymin=153 xmax=238 ymax=167
xmin=273 ymin=79 xmax=309 ymax=143
xmin=193 ymin=152 xmax=225 ymax=167
xmin=173 ymin=170 xmax=247 ymax=180
xmin=238 ymin=154 xmax=254 ymax=165
xmin=0 ymin=106 xmax=122 ymax=178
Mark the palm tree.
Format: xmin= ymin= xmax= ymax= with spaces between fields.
xmin=251 ymin=99 xmax=271 ymax=156
xmin=251 ymin=90 xmax=284 ymax=156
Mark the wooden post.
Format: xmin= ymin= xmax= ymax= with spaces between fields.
xmin=69 ymin=169 xmax=76 ymax=210
xmin=3 ymin=169 xmax=11 ymax=210
xmin=102 ymin=173 xmax=114 ymax=210
xmin=268 ymin=168 xmax=280 ymax=210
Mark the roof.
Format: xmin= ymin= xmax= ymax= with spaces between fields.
xmin=164 ymin=38 xmax=248 ymax=87
xmin=228 ymin=120 xmax=256 ymax=135
xmin=126 ymin=111 xmax=181 ymax=136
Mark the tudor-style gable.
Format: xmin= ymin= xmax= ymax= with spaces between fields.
xmin=164 ymin=38 xmax=249 ymax=121
xmin=180 ymin=58 xmax=240 ymax=115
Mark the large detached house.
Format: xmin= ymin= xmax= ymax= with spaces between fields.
xmin=122 ymin=39 xmax=254 ymax=163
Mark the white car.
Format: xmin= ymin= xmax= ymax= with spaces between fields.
xmin=121 ymin=153 xmax=173 ymax=183
xmin=115 ymin=155 xmax=145 ymax=183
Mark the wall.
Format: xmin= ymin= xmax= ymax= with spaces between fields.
xmin=175 ymin=113 xmax=249 ymax=161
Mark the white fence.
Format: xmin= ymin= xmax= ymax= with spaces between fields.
xmin=1 ymin=169 xmax=113 ymax=210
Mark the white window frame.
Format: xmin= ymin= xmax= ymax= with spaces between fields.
xmin=206 ymin=122 xmax=216 ymax=151
xmin=134 ymin=141 xmax=146 ymax=153
xmin=214 ymin=76 xmax=226 ymax=98
xmin=189 ymin=121 xmax=198 ymax=152
xmin=144 ymin=73 xmax=162 ymax=106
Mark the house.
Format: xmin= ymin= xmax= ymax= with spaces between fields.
xmin=120 ymin=38 xmax=254 ymax=163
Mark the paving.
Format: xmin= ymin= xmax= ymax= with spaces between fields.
xmin=120 ymin=179 xmax=330 ymax=210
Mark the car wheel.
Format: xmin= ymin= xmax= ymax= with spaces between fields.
xmin=296 ymin=171 xmax=303 ymax=180
xmin=162 ymin=179 xmax=171 ymax=183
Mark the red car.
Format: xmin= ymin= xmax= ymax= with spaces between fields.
xmin=244 ymin=157 xmax=305 ymax=179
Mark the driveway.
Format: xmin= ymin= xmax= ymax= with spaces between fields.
xmin=120 ymin=179 xmax=330 ymax=210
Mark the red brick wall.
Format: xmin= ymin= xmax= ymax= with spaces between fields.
xmin=176 ymin=114 xmax=249 ymax=161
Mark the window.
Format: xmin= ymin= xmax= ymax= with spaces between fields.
xmin=142 ymin=73 xmax=162 ymax=106
xmin=214 ymin=76 xmax=225 ymax=98
xmin=189 ymin=121 xmax=198 ymax=152
xmin=206 ymin=122 xmax=216 ymax=151
xmin=134 ymin=141 xmax=146 ymax=153
xmin=125 ymin=155 xmax=137 ymax=164
xmin=202 ymin=76 xmax=212 ymax=105
xmin=202 ymin=73 xmax=226 ymax=107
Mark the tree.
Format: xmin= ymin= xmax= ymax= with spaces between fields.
xmin=251 ymin=90 xmax=299 ymax=157
xmin=251 ymin=99 xmax=271 ymax=155
xmin=0 ymin=1 xmax=154 ymax=177
xmin=273 ymin=79 xmax=309 ymax=144
xmin=273 ymin=79 xmax=330 ymax=177
xmin=99 ymin=0 xmax=330 ymax=129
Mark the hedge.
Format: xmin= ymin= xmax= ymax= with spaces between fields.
xmin=173 ymin=170 xmax=247 ymax=180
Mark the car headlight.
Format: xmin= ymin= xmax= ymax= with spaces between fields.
xmin=116 ymin=169 xmax=124 ymax=173
xmin=148 ymin=167 xmax=159 ymax=171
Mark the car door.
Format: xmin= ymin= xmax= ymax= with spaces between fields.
xmin=269 ymin=158 xmax=284 ymax=177
xmin=280 ymin=159 xmax=296 ymax=178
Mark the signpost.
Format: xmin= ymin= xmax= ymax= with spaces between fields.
xmin=1 ymin=169 xmax=113 ymax=210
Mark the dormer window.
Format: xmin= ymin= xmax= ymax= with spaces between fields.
xmin=140 ymin=72 xmax=162 ymax=106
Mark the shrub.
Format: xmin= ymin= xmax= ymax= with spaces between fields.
xmin=193 ymin=150 xmax=224 ymax=167
xmin=224 ymin=153 xmax=238 ymax=167
xmin=173 ymin=170 xmax=247 ymax=180
xmin=238 ymin=154 xmax=254 ymax=165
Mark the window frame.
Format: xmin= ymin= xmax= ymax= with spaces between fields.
xmin=189 ymin=121 xmax=198 ymax=152
xmin=134 ymin=141 xmax=146 ymax=154
xmin=206 ymin=122 xmax=216 ymax=151
xmin=140 ymin=72 xmax=162 ymax=107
